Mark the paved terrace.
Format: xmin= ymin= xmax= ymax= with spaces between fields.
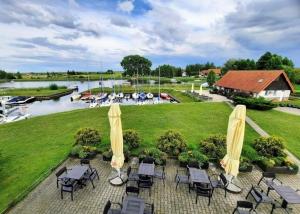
xmin=9 ymin=157 xmax=300 ymax=214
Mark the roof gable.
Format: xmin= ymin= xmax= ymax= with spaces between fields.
xmin=215 ymin=70 xmax=294 ymax=93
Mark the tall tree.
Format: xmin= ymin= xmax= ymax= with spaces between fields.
xmin=207 ymin=71 xmax=216 ymax=87
xmin=152 ymin=64 xmax=182 ymax=77
xmin=120 ymin=55 xmax=152 ymax=76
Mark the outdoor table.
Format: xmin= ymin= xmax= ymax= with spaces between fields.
xmin=138 ymin=163 xmax=155 ymax=176
xmin=59 ymin=165 xmax=89 ymax=187
xmin=188 ymin=168 xmax=210 ymax=185
xmin=121 ymin=196 xmax=145 ymax=214
xmin=272 ymin=185 xmax=300 ymax=208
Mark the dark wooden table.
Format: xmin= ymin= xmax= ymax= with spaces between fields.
xmin=138 ymin=163 xmax=155 ymax=176
xmin=60 ymin=165 xmax=89 ymax=180
xmin=272 ymin=185 xmax=300 ymax=208
xmin=121 ymin=196 xmax=145 ymax=214
xmin=188 ymin=168 xmax=210 ymax=184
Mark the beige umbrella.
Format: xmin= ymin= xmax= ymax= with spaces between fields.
xmin=221 ymin=104 xmax=246 ymax=177
xmin=199 ymin=84 xmax=203 ymax=95
xmin=108 ymin=103 xmax=124 ymax=174
xmin=191 ymin=83 xmax=194 ymax=93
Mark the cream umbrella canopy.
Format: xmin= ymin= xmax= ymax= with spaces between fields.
xmin=108 ymin=103 xmax=125 ymax=174
xmin=221 ymin=105 xmax=246 ymax=177
xmin=191 ymin=83 xmax=194 ymax=93
xmin=199 ymin=84 xmax=203 ymax=95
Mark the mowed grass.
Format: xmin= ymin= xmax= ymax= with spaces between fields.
xmin=0 ymin=102 xmax=259 ymax=212
xmin=0 ymin=87 xmax=69 ymax=96
xmin=247 ymin=109 xmax=300 ymax=159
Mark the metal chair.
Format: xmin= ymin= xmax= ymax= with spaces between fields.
xmin=103 ymin=200 xmax=122 ymax=214
xmin=125 ymin=185 xmax=140 ymax=196
xmin=55 ymin=166 xmax=67 ymax=188
xmin=154 ymin=165 xmax=166 ymax=185
xmin=257 ymin=172 xmax=282 ymax=195
xmin=246 ymin=185 xmax=275 ymax=212
xmin=144 ymin=202 xmax=155 ymax=214
xmin=142 ymin=157 xmax=155 ymax=164
xmin=126 ymin=166 xmax=139 ymax=181
xmin=195 ymin=182 xmax=213 ymax=205
xmin=210 ymin=173 xmax=229 ymax=197
xmin=175 ymin=168 xmax=190 ymax=190
xmin=232 ymin=201 xmax=257 ymax=214
xmin=187 ymin=161 xmax=201 ymax=169
xmin=138 ymin=175 xmax=153 ymax=196
xmin=60 ymin=179 xmax=78 ymax=201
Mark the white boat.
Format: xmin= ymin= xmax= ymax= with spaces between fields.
xmin=108 ymin=93 xmax=116 ymax=101
xmin=124 ymin=94 xmax=131 ymax=100
xmin=70 ymin=92 xmax=81 ymax=101
xmin=96 ymin=93 xmax=108 ymax=101
xmin=0 ymin=112 xmax=30 ymax=124
xmin=132 ymin=92 xmax=139 ymax=100
xmin=146 ymin=93 xmax=154 ymax=99
xmin=116 ymin=92 xmax=124 ymax=99
xmin=6 ymin=96 xmax=35 ymax=105
xmin=89 ymin=102 xmax=98 ymax=108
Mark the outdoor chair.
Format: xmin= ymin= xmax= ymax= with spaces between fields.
xmin=126 ymin=166 xmax=139 ymax=181
xmin=144 ymin=202 xmax=155 ymax=214
xmin=154 ymin=165 xmax=166 ymax=185
xmin=175 ymin=168 xmax=190 ymax=190
xmin=83 ymin=167 xmax=99 ymax=188
xmin=232 ymin=201 xmax=257 ymax=214
xmin=195 ymin=182 xmax=213 ymax=205
xmin=138 ymin=175 xmax=153 ymax=196
xmin=103 ymin=200 xmax=122 ymax=214
xmin=210 ymin=173 xmax=229 ymax=197
xmin=257 ymin=172 xmax=282 ymax=195
xmin=125 ymin=185 xmax=140 ymax=196
xmin=80 ymin=159 xmax=100 ymax=178
xmin=142 ymin=157 xmax=155 ymax=164
xmin=187 ymin=161 xmax=201 ymax=169
xmin=55 ymin=166 xmax=68 ymax=188
xmin=60 ymin=179 xmax=78 ymax=201
xmin=246 ymin=185 xmax=275 ymax=212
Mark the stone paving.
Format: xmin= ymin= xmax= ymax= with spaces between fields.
xmin=9 ymin=157 xmax=300 ymax=214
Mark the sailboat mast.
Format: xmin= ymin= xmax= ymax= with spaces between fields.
xmin=158 ymin=66 xmax=160 ymax=101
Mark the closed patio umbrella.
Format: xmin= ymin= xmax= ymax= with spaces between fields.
xmin=191 ymin=83 xmax=194 ymax=92
xmin=108 ymin=103 xmax=124 ymax=176
xmin=199 ymin=84 xmax=203 ymax=95
xmin=221 ymin=104 xmax=246 ymax=177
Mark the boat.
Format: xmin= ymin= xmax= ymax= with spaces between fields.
xmin=124 ymin=94 xmax=131 ymax=100
xmin=89 ymin=102 xmax=98 ymax=108
xmin=132 ymin=92 xmax=139 ymax=100
xmin=80 ymin=92 xmax=93 ymax=100
xmin=160 ymin=93 xmax=171 ymax=100
xmin=139 ymin=92 xmax=146 ymax=101
xmin=6 ymin=96 xmax=35 ymax=105
xmin=108 ymin=93 xmax=116 ymax=101
xmin=68 ymin=85 xmax=78 ymax=91
xmin=70 ymin=92 xmax=81 ymax=101
xmin=146 ymin=92 xmax=153 ymax=99
xmin=116 ymin=92 xmax=124 ymax=99
xmin=96 ymin=93 xmax=108 ymax=101
xmin=0 ymin=112 xmax=30 ymax=124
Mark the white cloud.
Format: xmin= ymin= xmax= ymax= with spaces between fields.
xmin=117 ymin=0 xmax=135 ymax=13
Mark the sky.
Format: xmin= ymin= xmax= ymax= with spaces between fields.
xmin=0 ymin=0 xmax=299 ymax=72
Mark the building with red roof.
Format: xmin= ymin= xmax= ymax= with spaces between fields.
xmin=215 ymin=70 xmax=294 ymax=101
xmin=199 ymin=68 xmax=221 ymax=77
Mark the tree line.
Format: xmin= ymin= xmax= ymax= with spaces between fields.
xmin=0 ymin=70 xmax=22 ymax=79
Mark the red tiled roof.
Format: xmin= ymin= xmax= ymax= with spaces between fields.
xmin=201 ymin=68 xmax=221 ymax=75
xmin=215 ymin=70 xmax=295 ymax=93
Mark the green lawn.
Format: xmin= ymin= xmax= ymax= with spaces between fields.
xmin=0 ymin=87 xmax=69 ymax=97
xmin=247 ymin=109 xmax=300 ymax=159
xmin=281 ymin=97 xmax=300 ymax=106
xmin=294 ymin=84 xmax=300 ymax=92
xmin=0 ymin=102 xmax=258 ymax=212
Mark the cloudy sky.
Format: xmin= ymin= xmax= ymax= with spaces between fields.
xmin=0 ymin=0 xmax=299 ymax=72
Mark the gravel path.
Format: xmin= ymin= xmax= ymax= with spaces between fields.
xmin=275 ymin=107 xmax=300 ymax=116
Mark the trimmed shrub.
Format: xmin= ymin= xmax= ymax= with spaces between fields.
xmin=253 ymin=136 xmax=286 ymax=158
xmin=49 ymin=83 xmax=58 ymax=90
xmin=239 ymin=156 xmax=252 ymax=171
xmin=139 ymin=148 xmax=168 ymax=165
xmin=75 ymin=128 xmax=101 ymax=146
xmin=200 ymin=134 xmax=226 ymax=161
xmin=241 ymin=144 xmax=259 ymax=162
xmin=70 ymin=145 xmax=97 ymax=159
xmin=157 ymin=130 xmax=187 ymax=156
xmin=123 ymin=129 xmax=141 ymax=149
xmin=233 ymin=96 xmax=276 ymax=110
xmin=178 ymin=150 xmax=208 ymax=166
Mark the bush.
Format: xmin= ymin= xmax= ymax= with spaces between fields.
xmin=70 ymin=145 xmax=97 ymax=159
xmin=200 ymin=134 xmax=226 ymax=161
xmin=102 ymin=149 xmax=113 ymax=160
xmin=239 ymin=156 xmax=252 ymax=171
xmin=179 ymin=150 xmax=208 ymax=165
xmin=140 ymin=148 xmax=168 ymax=165
xmin=233 ymin=96 xmax=276 ymax=110
xmin=241 ymin=144 xmax=259 ymax=161
xmin=49 ymin=83 xmax=58 ymax=90
xmin=75 ymin=128 xmax=101 ymax=146
xmin=253 ymin=136 xmax=286 ymax=158
xmin=123 ymin=129 xmax=141 ymax=149
xmin=157 ymin=130 xmax=187 ymax=156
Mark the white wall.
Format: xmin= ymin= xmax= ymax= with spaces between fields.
xmin=256 ymin=90 xmax=291 ymax=101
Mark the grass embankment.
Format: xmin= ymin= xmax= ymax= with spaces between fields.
xmin=247 ymin=109 xmax=300 ymax=159
xmin=0 ymin=102 xmax=258 ymax=212
xmin=0 ymin=87 xmax=69 ymax=97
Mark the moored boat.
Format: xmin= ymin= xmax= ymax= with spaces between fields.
xmin=132 ymin=92 xmax=139 ymax=100
xmin=146 ymin=92 xmax=153 ymax=99
xmin=80 ymin=92 xmax=93 ymax=101
xmin=6 ymin=96 xmax=35 ymax=105
xmin=160 ymin=93 xmax=171 ymax=100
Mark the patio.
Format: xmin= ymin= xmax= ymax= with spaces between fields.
xmin=8 ymin=157 xmax=300 ymax=214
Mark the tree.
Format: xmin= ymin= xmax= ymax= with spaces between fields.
xmin=185 ymin=62 xmax=215 ymax=76
xmin=0 ymin=70 xmax=7 ymax=79
xmin=105 ymin=69 xmax=114 ymax=74
xmin=256 ymin=52 xmax=294 ymax=70
xmin=222 ymin=58 xmax=256 ymax=74
xmin=120 ymin=55 xmax=152 ymax=76
xmin=207 ymin=71 xmax=216 ymax=87
xmin=152 ymin=64 xmax=182 ymax=77
xmin=16 ymin=72 xmax=22 ymax=79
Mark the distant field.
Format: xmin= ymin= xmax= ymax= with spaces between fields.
xmin=0 ymin=87 xmax=68 ymax=96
